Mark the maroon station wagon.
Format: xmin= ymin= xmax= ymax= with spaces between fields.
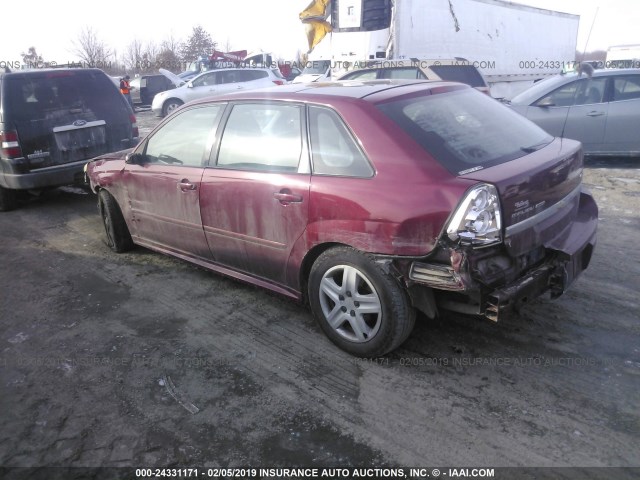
xmin=85 ymin=81 xmax=598 ymax=357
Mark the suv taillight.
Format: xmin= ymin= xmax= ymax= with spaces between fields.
xmin=130 ymin=114 xmax=139 ymax=139
xmin=0 ymin=130 xmax=23 ymax=159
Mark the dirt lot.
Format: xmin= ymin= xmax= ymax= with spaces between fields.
xmin=1 ymin=109 xmax=639 ymax=476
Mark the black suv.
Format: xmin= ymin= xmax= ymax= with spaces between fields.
xmin=130 ymin=74 xmax=175 ymax=106
xmin=0 ymin=68 xmax=139 ymax=210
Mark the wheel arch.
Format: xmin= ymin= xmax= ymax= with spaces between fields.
xmin=299 ymin=242 xmax=349 ymax=303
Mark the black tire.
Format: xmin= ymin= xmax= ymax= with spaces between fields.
xmin=163 ymin=99 xmax=183 ymax=117
xmin=308 ymin=246 xmax=415 ymax=357
xmin=0 ymin=186 xmax=18 ymax=212
xmin=98 ymin=190 xmax=134 ymax=253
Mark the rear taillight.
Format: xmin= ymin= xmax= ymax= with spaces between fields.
xmin=446 ymin=184 xmax=502 ymax=247
xmin=272 ymin=80 xmax=285 ymax=85
xmin=130 ymin=114 xmax=139 ymax=139
xmin=0 ymin=130 xmax=23 ymax=158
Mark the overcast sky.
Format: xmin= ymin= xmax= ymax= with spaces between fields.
xmin=0 ymin=0 xmax=637 ymax=66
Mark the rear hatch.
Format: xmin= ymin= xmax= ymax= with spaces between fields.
xmin=461 ymin=138 xmax=583 ymax=256
xmin=375 ymin=86 xmax=584 ymax=256
xmin=5 ymin=70 xmax=134 ymax=170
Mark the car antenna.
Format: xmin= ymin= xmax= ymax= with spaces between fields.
xmin=578 ymin=6 xmax=599 ymax=77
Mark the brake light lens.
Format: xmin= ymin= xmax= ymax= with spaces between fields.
xmin=130 ymin=114 xmax=139 ymax=139
xmin=0 ymin=130 xmax=23 ymax=158
xmin=446 ymin=184 xmax=502 ymax=247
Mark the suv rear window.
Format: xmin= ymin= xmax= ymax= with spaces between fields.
xmin=377 ymin=88 xmax=552 ymax=175
xmin=429 ymin=65 xmax=486 ymax=88
xmin=5 ymin=70 xmax=124 ymax=122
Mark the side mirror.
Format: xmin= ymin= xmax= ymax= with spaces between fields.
xmin=125 ymin=152 xmax=145 ymax=165
xmin=536 ymin=97 xmax=555 ymax=108
xmin=187 ymin=82 xmax=193 ymax=88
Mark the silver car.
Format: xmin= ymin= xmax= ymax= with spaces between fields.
xmin=509 ymin=68 xmax=640 ymax=156
xmin=152 ymin=67 xmax=285 ymax=117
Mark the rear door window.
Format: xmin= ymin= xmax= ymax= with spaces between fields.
xmin=612 ymin=75 xmax=640 ymax=101
xmin=215 ymin=103 xmax=303 ymax=172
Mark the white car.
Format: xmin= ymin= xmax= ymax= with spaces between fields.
xmin=152 ymin=67 xmax=285 ymax=117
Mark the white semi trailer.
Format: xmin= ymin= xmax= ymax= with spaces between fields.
xmin=299 ymin=0 xmax=580 ymax=99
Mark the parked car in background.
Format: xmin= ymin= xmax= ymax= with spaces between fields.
xmin=337 ymin=60 xmax=490 ymax=94
xmin=152 ymin=67 xmax=285 ymax=117
xmin=86 ymin=80 xmax=597 ymax=357
xmin=130 ymin=74 xmax=175 ymax=106
xmin=0 ymin=68 xmax=138 ymax=211
xmin=509 ymin=69 xmax=640 ymax=156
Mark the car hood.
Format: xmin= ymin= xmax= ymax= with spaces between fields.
xmin=89 ymin=148 xmax=133 ymax=165
xmin=159 ymin=68 xmax=186 ymax=87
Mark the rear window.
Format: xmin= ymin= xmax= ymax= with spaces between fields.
xmin=377 ymin=88 xmax=553 ymax=175
xmin=429 ymin=65 xmax=486 ymax=88
xmin=5 ymin=70 xmax=125 ymax=122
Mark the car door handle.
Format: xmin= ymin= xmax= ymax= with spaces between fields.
xmin=178 ymin=179 xmax=197 ymax=192
xmin=273 ymin=191 xmax=303 ymax=204
xmin=586 ymin=111 xmax=605 ymax=117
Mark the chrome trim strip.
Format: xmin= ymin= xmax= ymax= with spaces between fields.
xmin=30 ymin=159 xmax=88 ymax=172
xmin=506 ymin=184 xmax=581 ymax=237
xmin=53 ymin=120 xmax=106 ymax=133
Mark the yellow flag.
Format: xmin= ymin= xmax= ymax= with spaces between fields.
xmin=305 ymin=20 xmax=332 ymax=53
xmin=300 ymin=0 xmax=332 ymax=52
xmin=299 ymin=0 xmax=331 ymax=21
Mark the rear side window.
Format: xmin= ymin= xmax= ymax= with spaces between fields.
xmin=5 ymin=71 xmax=124 ymax=122
xmin=429 ymin=65 xmax=486 ymax=88
xmin=308 ymin=106 xmax=374 ymax=177
xmin=377 ymin=88 xmax=552 ymax=175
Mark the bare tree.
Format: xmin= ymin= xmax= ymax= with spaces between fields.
xmin=72 ymin=27 xmax=113 ymax=65
xmin=123 ymin=38 xmax=144 ymax=71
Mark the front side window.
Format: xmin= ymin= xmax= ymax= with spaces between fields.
xmin=144 ymin=105 xmax=222 ymax=167
xmin=308 ymin=106 xmax=374 ymax=177
xmin=378 ymin=88 xmax=553 ymax=175
xmin=191 ymin=72 xmax=218 ymax=87
xmin=535 ymin=80 xmax=581 ymax=107
xmin=216 ymin=103 xmax=303 ymax=172
xmin=573 ymin=77 xmax=607 ymax=105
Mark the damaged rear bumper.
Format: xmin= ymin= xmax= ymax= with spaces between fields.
xmin=408 ymin=191 xmax=598 ymax=321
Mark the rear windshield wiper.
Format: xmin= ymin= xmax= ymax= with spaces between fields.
xmin=521 ymin=142 xmax=548 ymax=153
